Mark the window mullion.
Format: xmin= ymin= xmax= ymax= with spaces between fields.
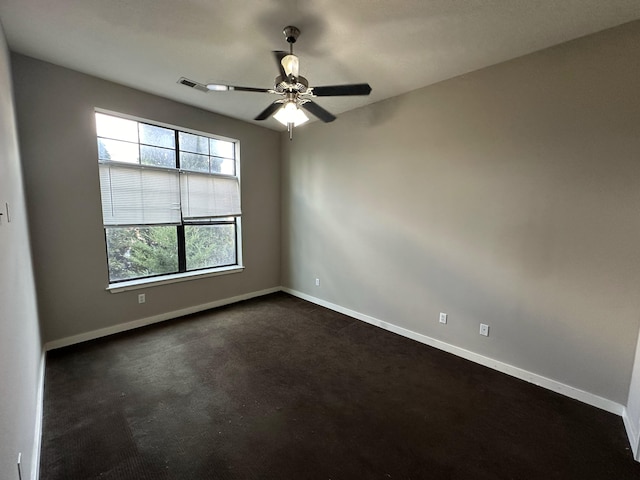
xmin=177 ymin=225 xmax=187 ymax=273
xmin=175 ymin=130 xmax=181 ymax=168
xmin=175 ymin=130 xmax=187 ymax=273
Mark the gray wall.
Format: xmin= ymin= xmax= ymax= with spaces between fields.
xmin=11 ymin=54 xmax=282 ymax=344
xmin=282 ymin=21 xmax=640 ymax=405
xmin=0 ymin=22 xmax=42 ymax=480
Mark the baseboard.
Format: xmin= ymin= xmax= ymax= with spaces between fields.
xmin=44 ymin=287 xmax=281 ymax=351
xmin=31 ymin=350 xmax=45 ymax=480
xmin=623 ymin=408 xmax=640 ymax=460
xmin=282 ymin=287 xmax=625 ymax=416
xmin=35 ymin=285 xmax=634 ymax=466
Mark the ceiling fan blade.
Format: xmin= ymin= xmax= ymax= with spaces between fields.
xmin=273 ymin=51 xmax=288 ymax=78
xmin=254 ymin=102 xmax=283 ymax=121
xmin=301 ymin=101 xmax=336 ymax=123
xmin=206 ymin=83 xmax=271 ymax=93
xmin=312 ymin=83 xmax=372 ymax=97
xmin=179 ymin=78 xmax=271 ymax=94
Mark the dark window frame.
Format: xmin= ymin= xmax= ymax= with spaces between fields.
xmin=96 ymin=111 xmax=241 ymax=285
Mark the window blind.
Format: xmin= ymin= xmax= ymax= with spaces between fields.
xmin=180 ymin=171 xmax=241 ymax=221
xmin=99 ymin=163 xmax=181 ymax=226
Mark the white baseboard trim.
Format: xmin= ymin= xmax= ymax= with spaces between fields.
xmin=44 ymin=287 xmax=281 ymax=351
xmin=36 ymin=286 xmax=636 ymax=465
xmin=31 ymin=350 xmax=45 ymax=480
xmin=623 ymin=408 xmax=640 ymax=460
xmin=283 ymin=287 xmax=624 ymax=416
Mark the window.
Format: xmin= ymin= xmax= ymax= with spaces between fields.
xmin=95 ymin=111 xmax=242 ymax=286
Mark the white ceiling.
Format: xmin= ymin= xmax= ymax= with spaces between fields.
xmin=1 ymin=0 xmax=639 ymax=130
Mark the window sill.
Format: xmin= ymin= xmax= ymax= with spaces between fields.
xmin=107 ymin=265 xmax=244 ymax=293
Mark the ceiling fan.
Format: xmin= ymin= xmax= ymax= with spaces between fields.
xmin=178 ymin=26 xmax=372 ymax=139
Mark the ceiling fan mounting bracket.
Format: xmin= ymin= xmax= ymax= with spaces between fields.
xmin=283 ymin=26 xmax=301 ymax=44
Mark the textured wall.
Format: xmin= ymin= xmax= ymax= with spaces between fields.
xmin=282 ymin=22 xmax=640 ymax=405
xmin=11 ymin=54 xmax=281 ymax=344
xmin=0 ymin=22 xmax=42 ymax=480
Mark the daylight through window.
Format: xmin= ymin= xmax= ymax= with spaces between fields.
xmin=95 ymin=111 xmax=242 ymax=284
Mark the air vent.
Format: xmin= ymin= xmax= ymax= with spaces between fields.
xmin=178 ymin=77 xmax=209 ymax=93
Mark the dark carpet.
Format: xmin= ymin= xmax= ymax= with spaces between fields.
xmin=40 ymin=292 xmax=640 ymax=479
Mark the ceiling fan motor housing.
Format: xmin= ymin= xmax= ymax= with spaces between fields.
xmin=275 ymin=75 xmax=308 ymax=94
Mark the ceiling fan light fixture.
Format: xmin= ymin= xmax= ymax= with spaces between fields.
xmin=274 ymin=102 xmax=308 ymax=127
xmin=281 ymin=54 xmax=299 ymax=78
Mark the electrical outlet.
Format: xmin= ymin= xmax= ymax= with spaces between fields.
xmin=138 ymin=293 xmax=146 ymax=304
xmin=17 ymin=452 xmax=22 ymax=480
xmin=479 ymin=323 xmax=490 ymax=336
xmin=315 ymin=278 xmax=320 ymax=287
xmin=439 ymin=312 xmax=448 ymax=324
